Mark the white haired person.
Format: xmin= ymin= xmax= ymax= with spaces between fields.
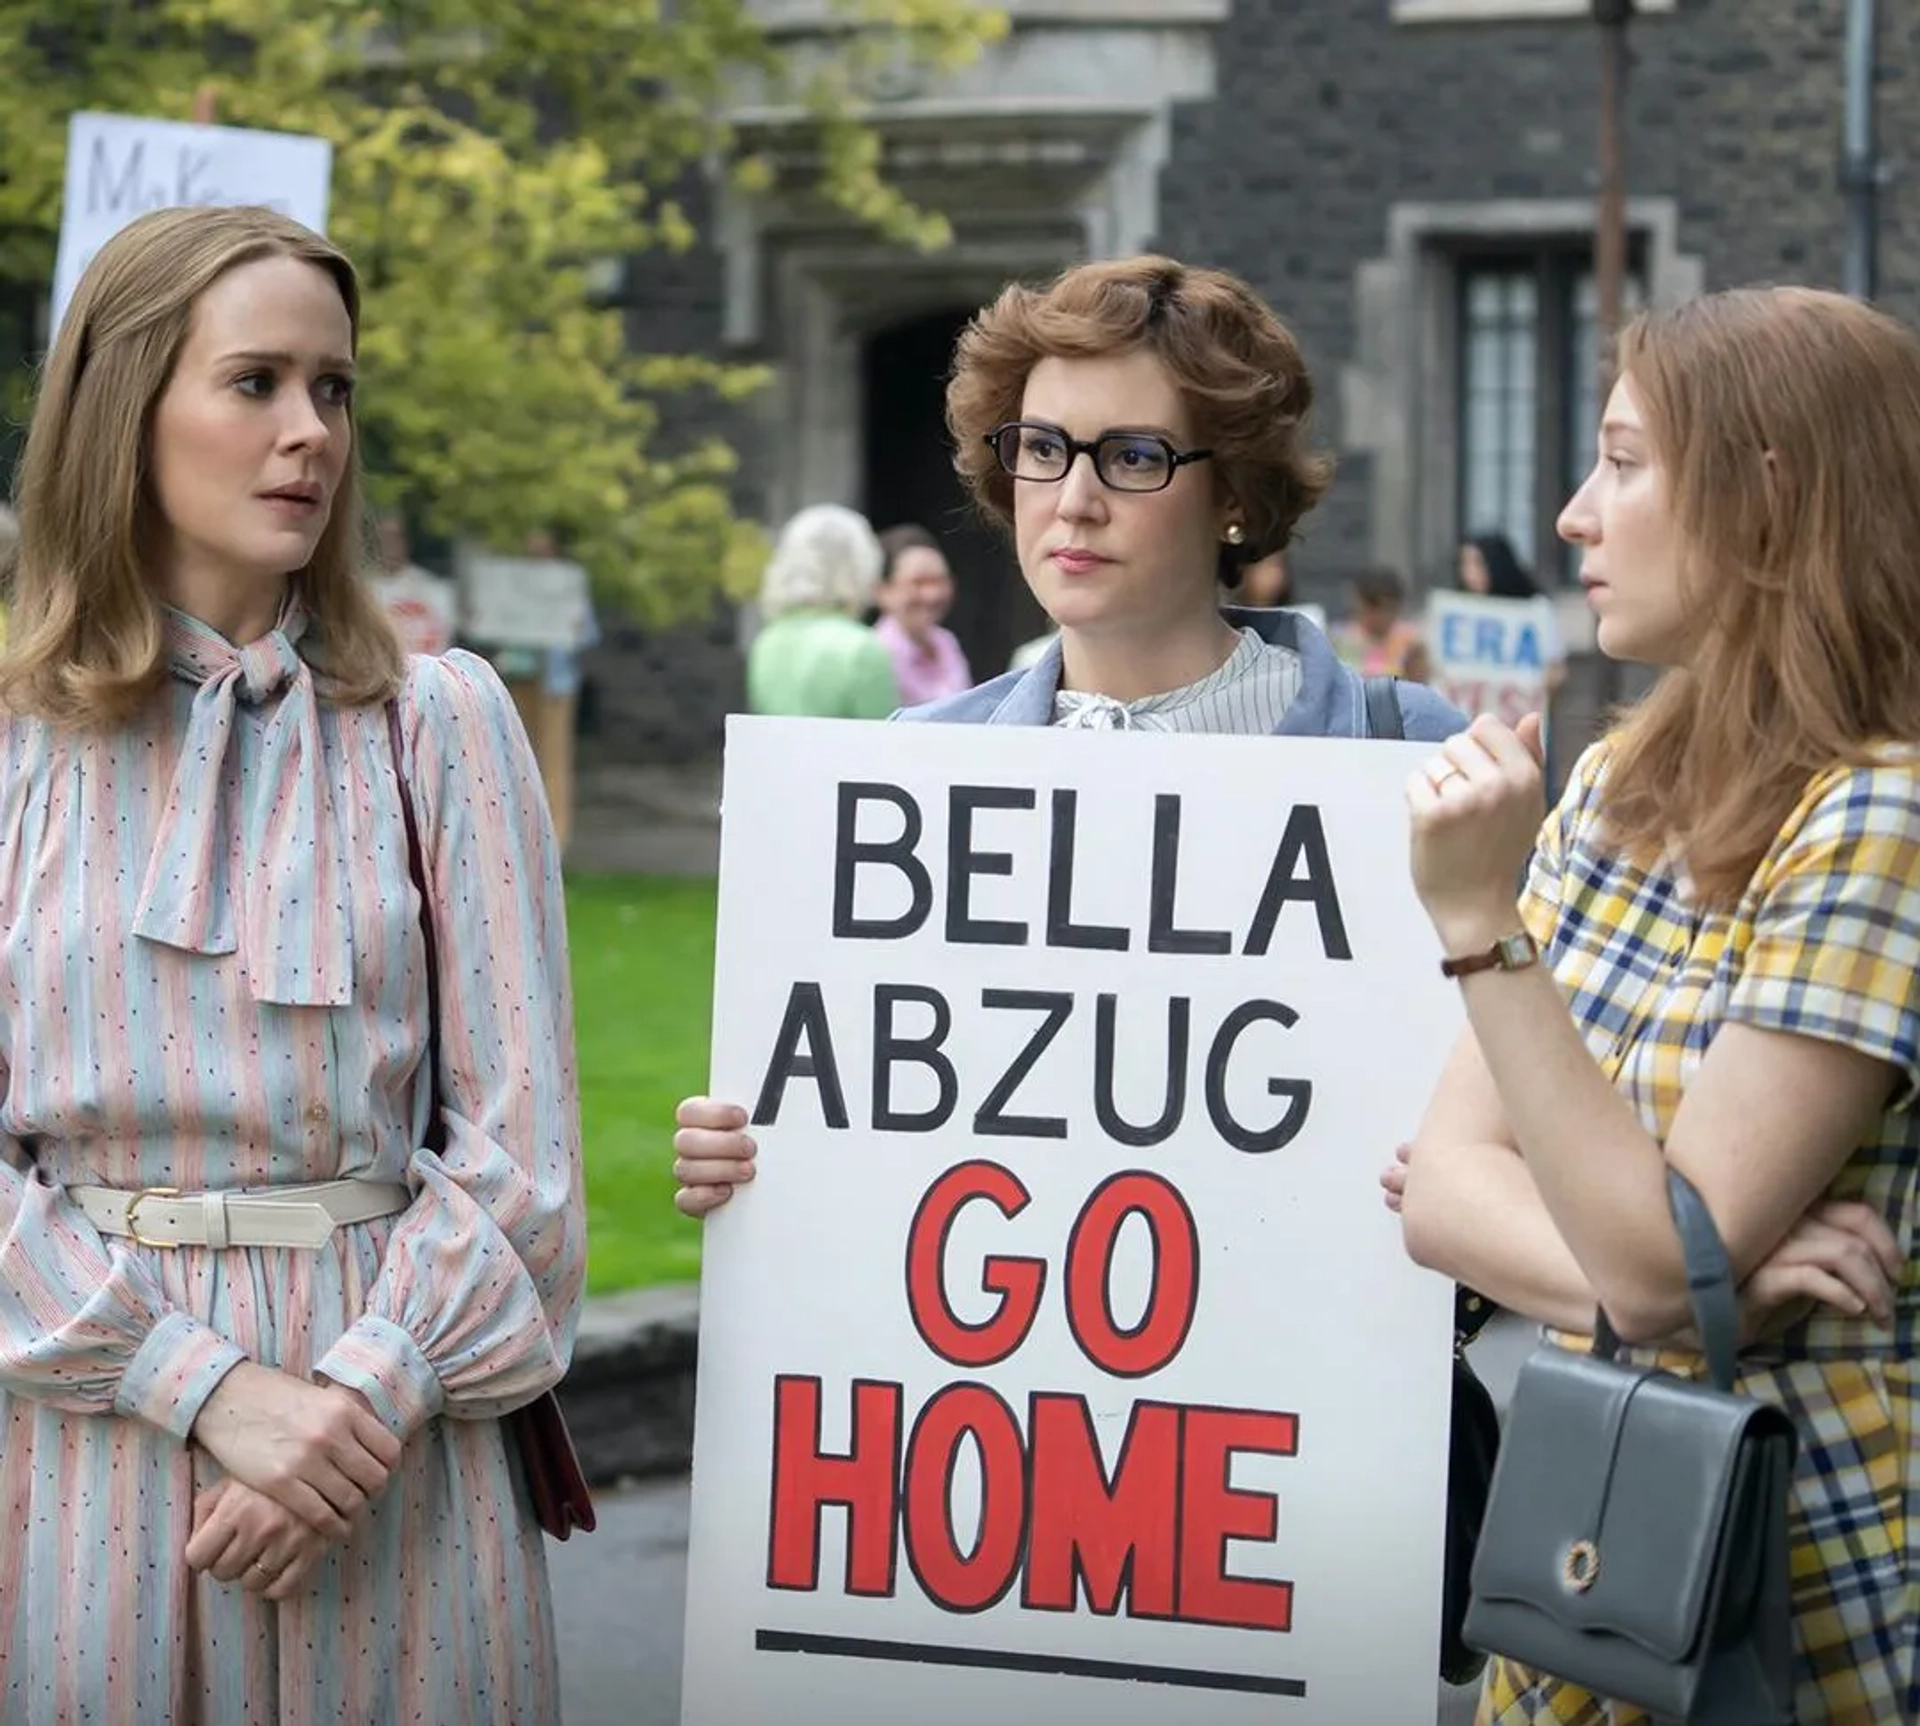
xmin=745 ymin=503 xmax=901 ymax=718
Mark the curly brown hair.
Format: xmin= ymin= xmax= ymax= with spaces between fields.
xmin=945 ymin=255 xmax=1333 ymax=572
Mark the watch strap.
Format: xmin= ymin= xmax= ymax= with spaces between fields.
xmin=1440 ymin=930 xmax=1539 ymax=979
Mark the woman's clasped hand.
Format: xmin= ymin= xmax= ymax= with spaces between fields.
xmin=183 ymin=1363 xmax=402 ymax=1598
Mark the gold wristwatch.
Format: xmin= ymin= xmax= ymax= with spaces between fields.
xmin=1440 ymin=930 xmax=1540 ymax=980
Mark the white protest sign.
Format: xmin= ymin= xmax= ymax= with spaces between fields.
xmin=459 ymin=556 xmax=593 ymax=651
xmin=682 ymin=717 xmax=1463 ymax=1726
xmin=370 ymin=568 xmax=456 ymax=657
xmin=1426 ymin=592 xmax=1558 ymax=726
xmin=53 ymin=112 xmax=333 ymax=334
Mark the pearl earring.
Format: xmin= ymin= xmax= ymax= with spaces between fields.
xmin=1224 ymin=523 xmax=1246 ymax=546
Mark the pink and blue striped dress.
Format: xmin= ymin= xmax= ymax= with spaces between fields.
xmin=0 ymin=605 xmax=585 ymax=1723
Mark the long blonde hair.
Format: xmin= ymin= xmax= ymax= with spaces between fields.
xmin=0 ymin=205 xmax=403 ymax=728
xmin=1600 ymin=286 xmax=1920 ymax=903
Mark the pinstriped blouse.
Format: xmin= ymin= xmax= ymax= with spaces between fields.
xmin=1050 ymin=625 xmax=1304 ymax=733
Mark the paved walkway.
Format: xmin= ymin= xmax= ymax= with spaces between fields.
xmin=566 ymin=758 xmax=720 ymax=877
xmin=553 ymin=1477 xmax=688 ymax=1726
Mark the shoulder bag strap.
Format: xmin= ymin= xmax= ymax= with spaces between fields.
xmin=385 ymin=700 xmax=449 ymax=1159
xmin=1363 ymin=674 xmax=1404 ymax=740
xmin=1592 ymin=1168 xmax=1741 ymax=1389
xmin=383 ymin=698 xmax=596 ymax=1537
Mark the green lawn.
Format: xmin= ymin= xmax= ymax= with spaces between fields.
xmin=566 ymin=874 xmax=717 ymax=1294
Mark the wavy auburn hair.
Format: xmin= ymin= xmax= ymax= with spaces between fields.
xmin=1600 ymin=286 xmax=1920 ymax=903
xmin=0 ymin=205 xmax=403 ymax=728
xmin=946 ymin=255 xmax=1333 ymax=575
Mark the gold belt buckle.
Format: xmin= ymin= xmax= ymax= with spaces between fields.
xmin=124 ymin=1186 xmax=182 ymax=1249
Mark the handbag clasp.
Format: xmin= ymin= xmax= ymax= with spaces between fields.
xmin=1561 ymin=1538 xmax=1601 ymax=1594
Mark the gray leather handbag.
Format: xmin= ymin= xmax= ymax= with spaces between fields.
xmin=1462 ymin=1168 xmax=1799 ymax=1724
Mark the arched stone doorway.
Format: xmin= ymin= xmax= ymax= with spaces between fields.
xmin=861 ymin=308 xmax=1044 ymax=681
xmin=710 ymin=0 xmax=1230 ymax=684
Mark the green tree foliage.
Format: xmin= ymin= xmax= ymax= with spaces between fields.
xmin=0 ymin=0 xmax=1001 ymax=618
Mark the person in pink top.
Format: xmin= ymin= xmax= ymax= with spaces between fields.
xmin=1331 ymin=562 xmax=1430 ymax=682
xmin=872 ymin=523 xmax=974 ymax=704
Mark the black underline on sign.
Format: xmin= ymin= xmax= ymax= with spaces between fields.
xmin=753 ymin=1629 xmax=1308 ymax=1697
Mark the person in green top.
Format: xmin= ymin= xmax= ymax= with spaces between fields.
xmin=745 ymin=503 xmax=902 ymax=719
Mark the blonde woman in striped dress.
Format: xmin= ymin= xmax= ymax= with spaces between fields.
xmin=0 ymin=206 xmax=583 ymax=1722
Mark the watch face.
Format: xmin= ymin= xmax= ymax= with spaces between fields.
xmin=1497 ymin=933 xmax=1537 ymax=967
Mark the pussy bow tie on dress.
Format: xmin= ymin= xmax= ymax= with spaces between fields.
xmin=132 ymin=601 xmax=354 ymax=1006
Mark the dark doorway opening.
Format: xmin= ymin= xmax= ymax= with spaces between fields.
xmin=861 ymin=308 xmax=1045 ymax=682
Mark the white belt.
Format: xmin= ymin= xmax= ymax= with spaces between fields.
xmin=68 ymin=1179 xmax=413 ymax=1251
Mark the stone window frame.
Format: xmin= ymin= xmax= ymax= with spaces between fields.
xmin=1454 ymin=251 xmax=1655 ymax=579
xmin=1391 ymin=0 xmax=1673 ymax=21
xmin=1341 ymin=197 xmax=1702 ymax=596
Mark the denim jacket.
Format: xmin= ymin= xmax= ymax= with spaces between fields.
xmin=893 ymin=606 xmax=1467 ymax=742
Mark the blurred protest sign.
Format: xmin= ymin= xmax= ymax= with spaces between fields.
xmin=1426 ymin=591 xmax=1559 ymax=726
xmin=53 ymin=111 xmax=333 ymax=333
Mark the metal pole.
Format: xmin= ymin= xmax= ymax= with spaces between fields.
xmin=1590 ymin=1 xmax=1632 ymax=717
xmin=1842 ymin=0 xmax=1879 ymax=301
xmin=1593 ymin=0 xmax=1631 ymax=396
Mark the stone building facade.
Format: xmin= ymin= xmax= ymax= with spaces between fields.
xmin=586 ymin=0 xmax=1919 ymax=764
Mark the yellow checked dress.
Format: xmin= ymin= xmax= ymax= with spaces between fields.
xmin=1479 ymin=742 xmax=1920 ymax=1726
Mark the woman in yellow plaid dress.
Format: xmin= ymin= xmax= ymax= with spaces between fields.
xmin=1392 ymin=285 xmax=1920 ymax=1724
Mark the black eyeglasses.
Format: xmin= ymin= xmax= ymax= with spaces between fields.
xmin=985 ymin=421 xmax=1214 ymax=495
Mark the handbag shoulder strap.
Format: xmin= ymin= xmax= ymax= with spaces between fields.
xmin=385 ymin=699 xmax=449 ymax=1158
xmin=1593 ymin=1168 xmax=1740 ymax=1389
xmin=1363 ymin=675 xmax=1404 ymax=740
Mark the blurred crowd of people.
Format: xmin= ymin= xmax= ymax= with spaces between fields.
xmin=741 ymin=502 xmax=1563 ymax=718
xmin=744 ymin=504 xmax=974 ymax=719
xmin=364 ymin=510 xmax=598 ymax=850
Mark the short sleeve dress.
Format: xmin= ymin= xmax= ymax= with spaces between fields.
xmin=0 ymin=605 xmax=585 ymax=1724
xmin=1478 ymin=741 xmax=1920 ymax=1725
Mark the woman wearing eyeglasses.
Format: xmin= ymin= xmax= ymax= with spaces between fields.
xmin=673 ymin=252 xmax=1463 ymax=1179
xmin=672 ymin=259 xmax=1487 ymax=1704
xmin=668 ymin=258 xmax=1912 ymax=1713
